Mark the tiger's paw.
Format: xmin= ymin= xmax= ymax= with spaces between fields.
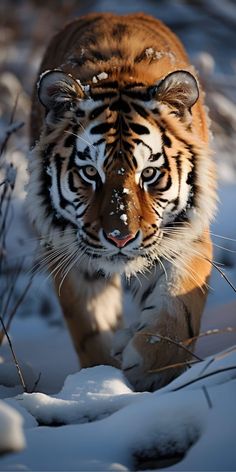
xmin=112 ymin=324 xmax=187 ymax=392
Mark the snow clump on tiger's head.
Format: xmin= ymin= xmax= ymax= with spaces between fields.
xmin=28 ymin=69 xmax=216 ymax=277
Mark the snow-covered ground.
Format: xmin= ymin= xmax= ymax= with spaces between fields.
xmin=0 ymin=0 xmax=236 ymax=470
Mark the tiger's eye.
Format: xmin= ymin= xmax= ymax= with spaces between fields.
xmin=141 ymin=167 xmax=160 ymax=183
xmin=84 ymin=166 xmax=98 ymax=178
xmin=77 ymin=165 xmax=99 ymax=184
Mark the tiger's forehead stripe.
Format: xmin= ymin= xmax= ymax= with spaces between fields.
xmin=73 ymin=88 xmax=166 ymax=176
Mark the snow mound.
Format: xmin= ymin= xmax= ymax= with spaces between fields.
xmin=0 ymin=349 xmax=236 ymax=470
xmin=0 ymin=400 xmax=25 ymax=455
xmin=16 ymin=366 xmax=148 ymax=425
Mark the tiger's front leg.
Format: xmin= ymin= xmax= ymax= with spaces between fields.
xmin=113 ymin=251 xmax=212 ymax=392
xmin=54 ymin=269 xmax=123 ymax=368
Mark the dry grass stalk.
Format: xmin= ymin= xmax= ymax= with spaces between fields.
xmin=0 ymin=101 xmax=31 ymax=392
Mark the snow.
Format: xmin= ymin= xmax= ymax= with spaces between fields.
xmin=97 ymin=72 xmax=108 ymax=81
xmin=0 ymin=400 xmax=25 ymax=454
xmin=120 ymin=213 xmax=128 ymax=224
xmin=109 ymin=229 xmax=121 ymax=237
xmin=0 ymin=0 xmax=236 ymax=470
xmin=92 ymin=72 xmax=109 ymax=83
xmin=0 ymin=352 xmax=236 ymax=470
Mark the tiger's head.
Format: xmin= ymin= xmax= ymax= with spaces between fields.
xmin=28 ymin=69 xmax=216 ymax=277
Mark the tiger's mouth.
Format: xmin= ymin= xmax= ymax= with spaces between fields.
xmin=109 ymin=253 xmax=135 ymax=263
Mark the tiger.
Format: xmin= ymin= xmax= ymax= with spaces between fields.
xmin=27 ymin=12 xmax=217 ymax=392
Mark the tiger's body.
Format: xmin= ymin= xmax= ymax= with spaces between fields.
xmin=28 ymin=13 xmax=216 ymax=391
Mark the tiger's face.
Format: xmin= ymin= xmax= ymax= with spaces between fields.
xmin=30 ymin=69 xmax=215 ymax=276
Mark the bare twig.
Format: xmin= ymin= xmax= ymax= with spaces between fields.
xmin=0 ymin=122 xmax=24 ymax=157
xmin=0 ymin=315 xmax=27 ymax=392
xmin=6 ymin=277 xmax=33 ymax=333
xmin=0 ymin=261 xmax=23 ymax=324
xmin=183 ymin=326 xmax=236 ymax=347
xmin=0 ymin=92 xmax=23 ymax=157
xmin=202 ymin=385 xmax=213 ymax=409
xmin=209 ymin=259 xmax=236 ymax=294
xmin=149 ymin=358 xmax=200 ymax=374
xmin=138 ymin=331 xmax=203 ymax=362
xmin=172 ymin=366 xmax=236 ymax=392
xmin=30 ymin=372 xmax=42 ymax=393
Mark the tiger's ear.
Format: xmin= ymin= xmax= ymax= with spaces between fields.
xmin=151 ymin=70 xmax=199 ymax=115
xmin=37 ymin=70 xmax=86 ymax=111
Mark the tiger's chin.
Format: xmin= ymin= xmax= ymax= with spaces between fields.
xmin=81 ymin=251 xmax=155 ymax=278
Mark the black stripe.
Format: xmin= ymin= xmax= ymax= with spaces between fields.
xmin=90 ymin=91 xmax=117 ymax=101
xmin=91 ymin=51 xmax=107 ymax=61
xmin=68 ymin=172 xmax=78 ymax=192
xmin=120 ymin=116 xmax=130 ymax=133
xmin=161 ymin=131 xmax=172 ymax=148
xmin=152 ymin=206 xmax=162 ymax=218
xmin=162 ymin=147 xmax=170 ymax=170
xmin=64 ymin=132 xmax=75 ymax=147
xmin=80 ymin=236 xmax=102 ymax=250
xmin=109 ymin=98 xmax=131 ymax=113
xmin=129 ymin=122 xmax=150 ymax=135
xmin=142 ymin=305 xmax=156 ymax=312
xmin=142 ymin=231 xmax=157 ymax=242
xmin=56 ymin=160 xmax=70 ymax=209
xmin=89 ymin=104 xmax=107 ymax=120
xmin=84 ymin=229 xmax=100 ymax=242
xmin=173 ymin=151 xmax=182 ymax=210
xmin=122 ymin=151 xmax=135 ymax=170
xmin=124 ymin=82 xmax=146 ymax=89
xmin=131 ymin=101 xmax=149 ymax=118
xmin=74 ymin=200 xmax=85 ymax=209
xmin=149 ymin=152 xmax=162 ymax=162
xmin=41 ymin=153 xmax=76 ymax=230
xmin=183 ymin=303 xmax=195 ymax=338
xmin=90 ymin=122 xmax=113 ymax=135
xmin=75 ymin=108 xmax=85 ymax=118
xmin=122 ymin=89 xmax=152 ymax=101
xmin=121 ymin=140 xmax=132 ymax=152
xmin=140 ymin=284 xmax=155 ymax=305
xmin=93 ymin=80 xmax=119 ymax=89
xmin=112 ymin=23 xmax=127 ymax=38
xmin=76 ymin=150 xmax=90 ymax=161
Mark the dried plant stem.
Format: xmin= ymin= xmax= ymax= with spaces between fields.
xmin=183 ymin=326 xmax=236 ymax=347
xmin=138 ymin=331 xmax=203 ymax=362
xmin=0 ymin=315 xmax=27 ymax=392
xmin=210 ymin=259 xmax=236 ymax=294
xmin=149 ymin=358 xmax=200 ymax=374
xmin=0 ymin=262 xmax=23 ymax=323
xmin=149 ymin=327 xmax=236 ymax=374
xmin=30 ymin=372 xmax=42 ymax=393
xmin=202 ymin=385 xmax=213 ymax=409
xmin=6 ymin=275 xmax=33 ymax=332
xmin=172 ymin=366 xmax=236 ymax=392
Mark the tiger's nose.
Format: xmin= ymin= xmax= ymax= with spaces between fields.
xmin=105 ymin=230 xmax=138 ymax=248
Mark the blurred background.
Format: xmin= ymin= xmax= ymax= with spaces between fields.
xmin=0 ymin=0 xmax=236 ymax=359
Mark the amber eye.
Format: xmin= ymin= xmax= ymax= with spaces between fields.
xmin=141 ymin=167 xmax=160 ymax=184
xmin=79 ymin=165 xmax=98 ymax=182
